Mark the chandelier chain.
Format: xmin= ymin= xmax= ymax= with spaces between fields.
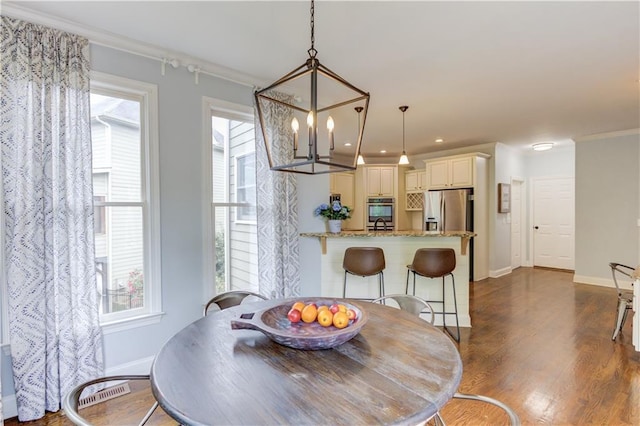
xmin=308 ymin=0 xmax=317 ymax=58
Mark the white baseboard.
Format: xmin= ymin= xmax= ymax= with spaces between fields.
xmin=490 ymin=266 xmax=512 ymax=278
xmin=2 ymin=355 xmax=155 ymax=421
xmin=2 ymin=394 xmax=17 ymax=420
xmin=573 ymin=274 xmax=632 ymax=290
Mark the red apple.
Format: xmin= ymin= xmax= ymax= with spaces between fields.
xmin=329 ymin=303 xmax=341 ymax=314
xmin=346 ymin=308 xmax=357 ymax=321
xmin=287 ymin=308 xmax=301 ymax=323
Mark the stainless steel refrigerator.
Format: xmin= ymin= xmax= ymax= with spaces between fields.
xmin=423 ymin=188 xmax=474 ymax=278
xmin=423 ymin=188 xmax=473 ymax=232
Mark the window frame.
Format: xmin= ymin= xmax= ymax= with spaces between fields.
xmin=201 ymin=97 xmax=255 ymax=304
xmin=91 ymin=71 xmax=162 ymax=331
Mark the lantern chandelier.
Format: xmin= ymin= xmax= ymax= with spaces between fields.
xmin=255 ymin=0 xmax=370 ymax=174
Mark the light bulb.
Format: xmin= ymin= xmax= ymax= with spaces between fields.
xmin=291 ymin=117 xmax=299 ymax=132
xmin=327 ymin=116 xmax=334 ymax=131
xmin=357 ymin=154 xmax=365 ymax=165
xmin=399 ymin=153 xmax=410 ymax=165
xmin=307 ymin=111 xmax=314 ymax=128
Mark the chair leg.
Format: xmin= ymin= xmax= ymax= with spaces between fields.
xmin=405 ymin=269 xmax=411 ymax=294
xmin=379 ymin=271 xmax=385 ymax=298
xmin=139 ymin=401 xmax=159 ymax=426
xmin=612 ymin=298 xmax=627 ymax=340
xmin=443 ymin=273 xmax=460 ymax=342
xmin=343 ymin=271 xmax=348 ymax=298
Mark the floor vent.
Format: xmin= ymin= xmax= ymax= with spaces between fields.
xmin=78 ymin=381 xmax=131 ymax=409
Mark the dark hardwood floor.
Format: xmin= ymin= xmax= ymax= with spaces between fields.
xmin=5 ymin=267 xmax=639 ymax=425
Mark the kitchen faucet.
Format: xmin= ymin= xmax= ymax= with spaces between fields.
xmin=373 ymin=217 xmax=388 ymax=231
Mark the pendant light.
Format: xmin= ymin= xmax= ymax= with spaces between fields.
xmin=255 ymin=0 xmax=370 ymax=174
xmin=355 ymin=106 xmax=365 ymax=165
xmin=398 ymin=106 xmax=410 ymax=165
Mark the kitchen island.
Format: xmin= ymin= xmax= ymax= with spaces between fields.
xmin=300 ymin=231 xmax=475 ymax=327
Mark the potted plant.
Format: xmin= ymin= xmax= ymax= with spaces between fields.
xmin=314 ymin=200 xmax=352 ymax=233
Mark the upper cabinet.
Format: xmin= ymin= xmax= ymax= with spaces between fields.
xmin=329 ymin=171 xmax=361 ymax=230
xmin=425 ymin=156 xmax=474 ymax=189
xmin=405 ymin=169 xmax=427 ymax=191
xmin=366 ymin=166 xmax=396 ymax=197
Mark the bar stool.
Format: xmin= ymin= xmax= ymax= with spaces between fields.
xmin=343 ymin=247 xmax=386 ymax=300
xmin=406 ymin=248 xmax=460 ymax=342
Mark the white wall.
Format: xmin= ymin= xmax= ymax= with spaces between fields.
xmin=574 ymin=131 xmax=640 ymax=283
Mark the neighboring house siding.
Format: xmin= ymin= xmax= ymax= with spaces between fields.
xmin=228 ymin=120 xmax=258 ymax=292
xmin=92 ymin=116 xmax=143 ymax=291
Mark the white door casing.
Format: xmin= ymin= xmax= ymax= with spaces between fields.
xmin=510 ymin=179 xmax=523 ymax=269
xmin=533 ymin=177 xmax=575 ymax=270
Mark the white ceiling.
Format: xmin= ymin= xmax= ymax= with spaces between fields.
xmin=5 ymin=1 xmax=640 ymax=158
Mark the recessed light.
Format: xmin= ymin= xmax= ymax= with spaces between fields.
xmin=380 ymin=150 xmax=387 ymax=153
xmin=344 ymin=142 xmax=352 ymax=147
xmin=532 ymin=142 xmax=554 ymax=151
xmin=435 ymin=138 xmax=444 ymax=143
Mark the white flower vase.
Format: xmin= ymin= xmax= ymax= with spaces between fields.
xmin=328 ymin=220 xmax=342 ymax=234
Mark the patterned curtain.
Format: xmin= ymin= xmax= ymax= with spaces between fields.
xmin=1 ymin=17 xmax=104 ymax=421
xmin=254 ymin=91 xmax=300 ymax=299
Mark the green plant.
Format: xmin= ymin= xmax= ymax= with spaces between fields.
xmin=314 ymin=201 xmax=351 ymax=221
xmin=127 ymin=269 xmax=143 ymax=294
xmin=215 ymin=230 xmax=226 ymax=293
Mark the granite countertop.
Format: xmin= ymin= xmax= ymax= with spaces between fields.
xmin=300 ymin=230 xmax=476 ymax=238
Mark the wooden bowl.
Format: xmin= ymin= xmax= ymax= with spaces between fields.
xmin=230 ymin=298 xmax=368 ymax=350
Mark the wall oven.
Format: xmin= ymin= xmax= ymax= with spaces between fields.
xmin=367 ymin=197 xmax=394 ymax=231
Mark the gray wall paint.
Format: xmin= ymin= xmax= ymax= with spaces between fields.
xmin=575 ymin=132 xmax=640 ymax=278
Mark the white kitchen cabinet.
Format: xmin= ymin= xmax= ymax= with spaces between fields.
xmin=425 ymin=156 xmax=474 ymax=189
xmin=405 ymin=169 xmax=427 ymax=191
xmin=329 ymin=172 xmax=357 ymax=230
xmin=366 ymin=166 xmax=395 ymax=197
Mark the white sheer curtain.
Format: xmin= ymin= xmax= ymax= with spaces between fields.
xmin=1 ymin=17 xmax=104 ymax=421
xmin=254 ymin=91 xmax=301 ymax=298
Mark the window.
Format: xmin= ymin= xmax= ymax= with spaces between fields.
xmin=235 ymin=153 xmax=256 ymax=222
xmin=90 ymin=72 xmax=161 ymax=327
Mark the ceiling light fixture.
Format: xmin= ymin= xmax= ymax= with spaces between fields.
xmin=532 ymin=142 xmax=554 ymax=151
xmin=355 ymin=106 xmax=365 ymax=165
xmin=398 ymin=106 xmax=410 ymax=165
xmin=254 ymin=0 xmax=370 ymax=174
xmin=435 ymin=138 xmax=444 ymax=143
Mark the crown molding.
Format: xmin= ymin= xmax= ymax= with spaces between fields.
xmin=574 ymin=128 xmax=640 ymax=143
xmin=1 ymin=2 xmax=263 ymax=89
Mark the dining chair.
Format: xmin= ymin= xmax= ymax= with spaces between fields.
xmin=371 ymin=294 xmax=435 ymax=325
xmin=63 ymin=375 xmax=158 ymax=426
xmin=609 ymin=262 xmax=635 ymax=340
xmin=203 ymin=290 xmax=267 ymax=316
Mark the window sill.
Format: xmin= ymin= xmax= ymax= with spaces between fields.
xmin=101 ymin=311 xmax=165 ymax=335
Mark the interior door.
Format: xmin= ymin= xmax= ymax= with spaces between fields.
xmin=533 ymin=177 xmax=575 ymax=270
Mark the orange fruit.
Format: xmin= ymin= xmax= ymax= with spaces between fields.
xmin=333 ymin=311 xmax=349 ymax=329
xmin=292 ymin=301 xmax=305 ymax=312
xmin=301 ymin=304 xmax=318 ymax=323
xmin=317 ymin=309 xmax=333 ymax=327
xmin=338 ymin=304 xmax=348 ymax=313
xmin=317 ymin=305 xmax=330 ymax=312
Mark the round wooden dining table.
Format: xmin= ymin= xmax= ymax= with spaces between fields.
xmin=150 ymin=298 xmax=462 ymax=425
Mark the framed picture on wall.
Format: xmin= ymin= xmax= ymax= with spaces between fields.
xmin=498 ymin=183 xmax=511 ymax=213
